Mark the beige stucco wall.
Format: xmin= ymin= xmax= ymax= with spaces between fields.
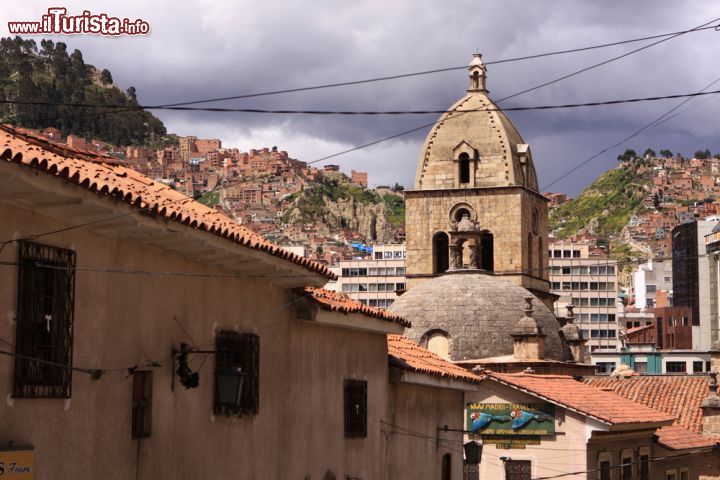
xmin=386 ymin=381 xmax=466 ymax=480
xmin=0 ymin=202 xmax=464 ymax=479
xmin=465 ymin=382 xmax=590 ymax=479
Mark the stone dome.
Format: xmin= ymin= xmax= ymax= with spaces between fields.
xmin=414 ymin=55 xmax=539 ymax=192
xmin=389 ymin=271 xmax=571 ymax=361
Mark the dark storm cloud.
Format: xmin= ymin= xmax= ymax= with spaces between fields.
xmin=4 ymin=1 xmax=719 ymax=193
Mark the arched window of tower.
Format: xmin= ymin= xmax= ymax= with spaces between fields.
xmin=458 ymin=152 xmax=470 ymax=184
xmin=433 ymin=232 xmax=450 ymax=274
xmin=480 ymin=232 xmax=494 ymax=272
xmin=538 ymin=237 xmax=544 ymax=278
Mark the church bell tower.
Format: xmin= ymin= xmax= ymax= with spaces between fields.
xmin=404 ymin=54 xmax=553 ymax=306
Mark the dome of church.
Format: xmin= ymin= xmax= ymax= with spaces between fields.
xmin=388 ymin=271 xmax=571 ymax=362
xmin=414 ymin=54 xmax=539 ymax=191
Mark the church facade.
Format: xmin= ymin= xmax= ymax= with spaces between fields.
xmin=404 ymin=54 xmax=553 ymax=307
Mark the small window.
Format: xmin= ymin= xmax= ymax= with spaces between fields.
xmin=679 ymin=468 xmax=689 ymax=480
xmin=665 ymin=361 xmax=687 ymax=373
xmin=132 ymin=371 xmax=153 ymax=439
xmin=344 ymin=379 xmax=367 ymax=437
xmin=14 ymin=241 xmax=76 ymax=398
xmin=693 ymin=361 xmax=704 ymax=373
xmin=599 ymin=461 xmax=611 ymax=480
xmin=214 ymin=330 xmax=260 ymax=416
xmin=635 ymin=362 xmax=648 ymax=373
xmin=505 ymin=460 xmax=531 ymax=480
xmin=666 ymin=470 xmax=677 ymax=480
xmin=639 ymin=453 xmax=650 ymax=480
xmin=621 ymin=451 xmax=632 ymax=480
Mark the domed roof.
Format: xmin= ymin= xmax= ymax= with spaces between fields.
xmin=414 ymin=55 xmax=539 ymax=191
xmin=389 ymin=271 xmax=571 ymax=362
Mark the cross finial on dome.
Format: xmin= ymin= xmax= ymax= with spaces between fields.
xmin=468 ymin=53 xmax=487 ymax=93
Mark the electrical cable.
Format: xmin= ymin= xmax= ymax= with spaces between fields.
xmin=1 ymin=17 xmax=718 ymax=268
xmin=4 ymin=88 xmax=720 ymax=114
xmin=124 ymin=23 xmax=720 ymax=108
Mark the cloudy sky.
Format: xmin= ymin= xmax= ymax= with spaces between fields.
xmin=4 ymin=1 xmax=720 ymax=195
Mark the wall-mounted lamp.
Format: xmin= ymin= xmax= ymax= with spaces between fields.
xmin=171 ymin=343 xmax=244 ymax=408
xmin=464 ymin=440 xmax=483 ymax=464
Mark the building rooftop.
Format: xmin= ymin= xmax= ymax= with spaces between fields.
xmin=301 ymin=287 xmax=411 ymax=327
xmin=387 ymin=334 xmax=482 ymax=383
xmin=584 ymin=375 xmax=720 ymax=450
xmin=0 ymin=124 xmax=334 ymax=280
xmin=486 ymin=372 xmax=675 ymax=427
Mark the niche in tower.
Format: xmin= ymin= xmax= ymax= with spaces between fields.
xmin=480 ymin=231 xmax=494 ymax=271
xmin=433 ymin=231 xmax=449 ymax=274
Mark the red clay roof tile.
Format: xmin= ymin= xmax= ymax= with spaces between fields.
xmin=387 ymin=335 xmax=481 ymax=383
xmin=0 ymin=124 xmax=335 ymax=280
xmin=302 ymin=287 xmax=410 ymax=327
xmin=487 ymin=372 xmax=675 ymax=426
xmin=584 ymin=375 xmax=719 ymax=450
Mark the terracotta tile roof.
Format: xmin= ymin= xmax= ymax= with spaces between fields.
xmin=486 ymin=372 xmax=675 ymax=426
xmin=585 ymin=375 xmax=720 ymax=450
xmin=301 ymin=287 xmax=411 ymax=327
xmin=0 ymin=124 xmax=334 ymax=280
xmin=387 ymin=334 xmax=481 ymax=383
xmin=653 ymin=424 xmax=718 ymax=450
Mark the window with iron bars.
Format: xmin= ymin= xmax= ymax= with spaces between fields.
xmin=213 ymin=330 xmax=259 ymax=416
xmin=14 ymin=241 xmax=76 ymax=398
xmin=344 ymin=379 xmax=367 ymax=437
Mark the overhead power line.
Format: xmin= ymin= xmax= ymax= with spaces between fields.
xmin=1 ymin=16 xmax=717 ymax=247
xmin=151 ymin=23 xmax=720 ymax=107
xmin=3 ymin=88 xmax=720 ymax=115
xmin=310 ymin=15 xmax=720 ymax=164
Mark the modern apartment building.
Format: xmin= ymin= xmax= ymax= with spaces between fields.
xmin=632 ymin=258 xmax=673 ymax=309
xmin=705 ymin=222 xmax=720 ymax=346
xmin=549 ymin=240 xmax=619 ymax=351
xmin=672 ymin=219 xmax=719 ymax=349
xmin=327 ymin=244 xmax=406 ymax=308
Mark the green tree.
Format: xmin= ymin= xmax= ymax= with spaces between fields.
xmin=659 ymin=149 xmax=673 ymax=158
xmin=617 ymin=148 xmax=638 ymax=162
xmin=99 ymin=68 xmax=113 ymax=85
xmin=642 ymin=148 xmax=656 ymax=159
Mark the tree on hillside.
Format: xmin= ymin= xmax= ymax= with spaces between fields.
xmin=617 ymin=148 xmax=638 ymax=162
xmin=0 ymin=36 xmax=166 ymax=145
xmin=643 ymin=148 xmax=656 ymax=159
xmin=694 ymin=149 xmax=711 ymax=159
xmin=659 ymin=149 xmax=673 ymax=158
xmin=100 ymin=68 xmax=113 ymax=85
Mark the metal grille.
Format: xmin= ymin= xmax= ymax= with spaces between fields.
xmin=14 ymin=241 xmax=76 ymax=398
xmin=214 ymin=330 xmax=259 ymax=416
xmin=505 ymin=460 xmax=531 ymax=480
xmin=344 ymin=379 xmax=367 ymax=437
xmin=463 ymin=463 xmax=479 ymax=480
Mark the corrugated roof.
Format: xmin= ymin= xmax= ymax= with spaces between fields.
xmin=387 ymin=334 xmax=481 ymax=383
xmin=0 ymin=124 xmax=334 ymax=280
xmin=487 ymin=372 xmax=675 ymax=426
xmin=302 ymin=287 xmax=410 ymax=327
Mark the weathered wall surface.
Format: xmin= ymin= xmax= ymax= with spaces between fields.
xmin=0 ymin=203 xmax=430 ymax=480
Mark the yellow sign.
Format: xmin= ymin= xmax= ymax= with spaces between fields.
xmin=0 ymin=448 xmax=34 ymax=479
xmin=482 ymin=435 xmax=541 ymax=450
